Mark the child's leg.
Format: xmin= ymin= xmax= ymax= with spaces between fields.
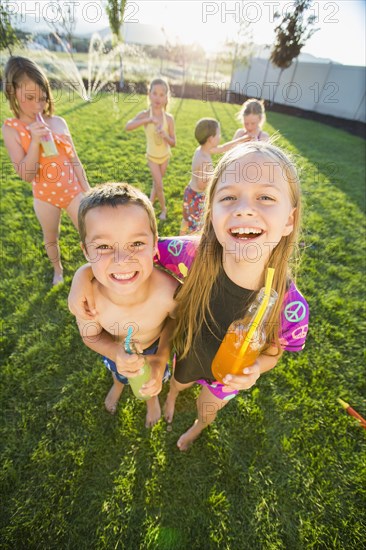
xmin=147 ymin=159 xmax=169 ymax=218
xmin=145 ymin=395 xmax=161 ymax=428
xmin=177 ymin=386 xmax=230 ymax=451
xmin=105 ymin=374 xmax=125 ymax=415
xmin=164 ymin=375 xmax=195 ymax=423
xmin=180 ymin=219 xmax=189 ymax=235
xmin=33 ymin=199 xmax=63 ymax=285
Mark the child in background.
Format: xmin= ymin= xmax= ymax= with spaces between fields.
xmin=180 ymin=118 xmax=251 ymax=235
xmin=73 ymin=183 xmax=178 ymax=426
xmin=233 ymin=98 xmax=269 ymax=142
xmin=69 ymin=143 xmax=309 ymax=449
xmin=2 ymin=56 xmax=90 ymax=286
xmin=125 ymin=78 xmax=176 ymax=221
xmin=166 ymin=142 xmax=308 ymax=450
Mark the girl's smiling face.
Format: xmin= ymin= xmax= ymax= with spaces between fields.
xmin=211 ymin=151 xmax=295 ymax=263
xmin=15 ymin=77 xmax=48 ymax=121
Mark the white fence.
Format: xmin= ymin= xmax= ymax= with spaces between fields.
xmin=231 ymin=57 xmax=366 ymax=122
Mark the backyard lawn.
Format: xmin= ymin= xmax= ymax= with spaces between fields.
xmin=1 ymin=90 xmax=365 ymax=549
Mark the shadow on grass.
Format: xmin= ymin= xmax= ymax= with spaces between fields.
xmin=268 ymin=111 xmax=366 ymax=213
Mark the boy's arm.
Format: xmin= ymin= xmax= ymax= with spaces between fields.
xmin=76 ymin=317 xmax=144 ymax=376
xmin=68 ymin=264 xmax=96 ymax=319
xmin=209 ymin=133 xmax=251 ymax=155
xmin=221 ymin=346 xmax=282 ymax=391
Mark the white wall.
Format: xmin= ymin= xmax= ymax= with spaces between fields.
xmin=231 ymin=58 xmax=366 ymax=122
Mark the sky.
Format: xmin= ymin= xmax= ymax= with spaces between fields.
xmin=8 ymin=0 xmax=366 ymax=66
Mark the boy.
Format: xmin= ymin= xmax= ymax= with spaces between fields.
xmin=180 ymin=118 xmax=250 ymax=235
xmin=74 ymin=182 xmax=178 ymax=427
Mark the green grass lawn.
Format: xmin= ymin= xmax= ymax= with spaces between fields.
xmin=1 ymin=90 xmax=365 ymax=550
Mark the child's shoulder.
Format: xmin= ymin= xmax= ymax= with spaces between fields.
xmin=153 ymin=266 xmax=180 ymax=292
xmin=165 ymin=111 xmax=174 ymax=121
xmin=234 ymin=128 xmax=246 ymax=139
xmin=2 ymin=117 xmax=19 ymax=131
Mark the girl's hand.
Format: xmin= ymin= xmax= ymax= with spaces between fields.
xmin=68 ymin=266 xmax=96 ymax=319
xmin=222 ymin=361 xmax=261 ymax=391
xmin=140 ymin=362 xmax=164 ymax=397
xmin=28 ymin=120 xmax=52 ymax=144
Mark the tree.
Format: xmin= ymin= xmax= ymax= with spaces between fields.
xmin=0 ymin=0 xmax=19 ymax=54
xmin=270 ymin=0 xmax=319 ymax=103
xmin=270 ymin=0 xmax=318 ymax=70
xmin=104 ymin=0 xmax=128 ymax=89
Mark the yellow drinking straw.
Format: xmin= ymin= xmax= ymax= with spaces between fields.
xmin=233 ymin=267 xmax=275 ymax=369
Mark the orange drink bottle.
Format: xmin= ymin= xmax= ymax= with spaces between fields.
xmin=36 ymin=113 xmax=59 ymax=157
xmin=211 ymin=288 xmax=278 ymax=384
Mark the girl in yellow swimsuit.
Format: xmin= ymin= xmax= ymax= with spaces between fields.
xmin=125 ymin=78 xmax=176 ymax=220
xmin=2 ymin=56 xmax=90 ymax=286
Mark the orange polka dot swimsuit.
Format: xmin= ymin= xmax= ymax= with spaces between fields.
xmin=4 ymin=118 xmax=84 ymax=208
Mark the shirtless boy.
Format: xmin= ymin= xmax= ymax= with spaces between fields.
xmin=74 ymin=182 xmax=178 ymax=427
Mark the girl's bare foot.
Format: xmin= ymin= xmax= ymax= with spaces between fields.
xmin=52 ymin=271 xmax=64 ymax=286
xmin=177 ymin=420 xmax=203 ymax=451
xmin=145 ymin=395 xmax=161 ymax=428
xmin=164 ymin=390 xmax=177 ymax=424
xmin=104 ymin=383 xmax=124 ymax=415
xmin=159 ymin=211 xmax=167 ymax=221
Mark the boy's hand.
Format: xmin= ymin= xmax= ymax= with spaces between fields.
xmin=140 ymin=361 xmax=164 ymax=397
xmin=115 ymin=346 xmax=145 ymax=378
xmin=221 ymin=361 xmax=260 ymax=391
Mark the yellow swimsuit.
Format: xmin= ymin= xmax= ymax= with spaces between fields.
xmin=144 ymin=109 xmax=171 ymax=165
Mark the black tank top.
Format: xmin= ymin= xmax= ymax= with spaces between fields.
xmin=174 ymin=269 xmax=254 ymax=383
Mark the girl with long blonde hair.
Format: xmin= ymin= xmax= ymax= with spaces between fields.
xmin=165 ymin=141 xmax=309 ymax=450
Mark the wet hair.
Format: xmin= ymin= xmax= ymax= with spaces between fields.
xmin=4 ymin=56 xmax=54 ymax=117
xmin=174 ymin=141 xmax=302 ymax=358
xmin=194 ymin=118 xmax=219 ymax=145
xmin=148 ymin=77 xmax=170 ymax=110
xmin=237 ymin=98 xmax=266 ymax=126
xmin=78 ymin=182 xmax=158 ymax=247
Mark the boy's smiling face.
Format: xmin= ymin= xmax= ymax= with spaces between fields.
xmin=82 ymin=204 xmax=157 ymax=296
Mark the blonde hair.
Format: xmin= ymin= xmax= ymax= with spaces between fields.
xmin=78 ymin=182 xmax=158 ymax=247
xmin=174 ymin=141 xmax=302 ymax=358
xmin=237 ymin=98 xmax=266 ymax=127
xmin=4 ymin=56 xmax=54 ymax=118
xmin=194 ymin=118 xmax=219 ymax=145
xmin=148 ymin=77 xmax=170 ymax=110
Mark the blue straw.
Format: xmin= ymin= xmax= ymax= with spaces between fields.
xmin=124 ymin=326 xmax=134 ymax=354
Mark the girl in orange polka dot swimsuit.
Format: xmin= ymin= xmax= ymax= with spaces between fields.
xmin=2 ymin=56 xmax=90 ymax=286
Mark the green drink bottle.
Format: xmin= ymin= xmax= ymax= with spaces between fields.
xmin=124 ymin=327 xmax=151 ymax=401
xmin=36 ymin=113 xmax=59 ymax=157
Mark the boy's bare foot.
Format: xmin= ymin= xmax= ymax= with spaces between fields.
xmin=52 ymin=272 xmax=64 ymax=286
xmin=164 ymin=390 xmax=177 ymax=425
xmin=145 ymin=395 xmax=161 ymax=428
xmin=177 ymin=420 xmax=202 ymax=451
xmin=104 ymin=383 xmax=124 ymax=415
